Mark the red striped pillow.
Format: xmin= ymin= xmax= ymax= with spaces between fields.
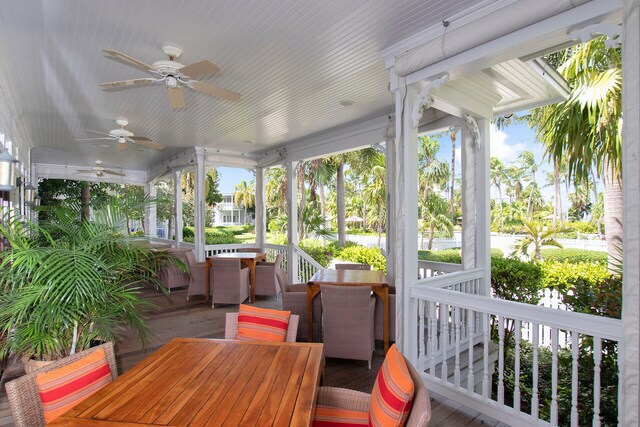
xmin=236 ymin=304 xmax=291 ymax=342
xmin=369 ymin=344 xmax=414 ymax=427
xmin=35 ymin=347 xmax=113 ymax=423
xmin=314 ymin=405 xmax=369 ymax=426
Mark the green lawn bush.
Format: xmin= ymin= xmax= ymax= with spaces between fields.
xmin=566 ymin=221 xmax=599 ymax=234
xmin=182 ymin=226 xmax=240 ymax=245
xmin=540 ymin=248 xmax=607 ymax=264
xmin=298 ymin=242 xmax=334 ymax=268
xmin=542 ymin=260 xmax=610 ymax=291
xmin=418 ymin=248 xmax=504 ymax=263
xmin=491 ymin=257 xmax=544 ymax=305
xmin=337 ymin=246 xmax=387 ymax=273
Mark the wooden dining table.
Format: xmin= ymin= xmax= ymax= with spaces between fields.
xmin=50 ymin=338 xmax=324 ymax=427
xmin=206 ymin=252 xmax=267 ymax=303
xmin=307 ymin=269 xmax=390 ymax=353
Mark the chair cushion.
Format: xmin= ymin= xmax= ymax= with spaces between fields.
xmin=314 ymin=405 xmax=369 ymax=426
xmin=35 ymin=347 xmax=113 ymax=423
xmin=236 ymin=304 xmax=291 ymax=342
xmin=369 ymin=344 xmax=414 ymax=427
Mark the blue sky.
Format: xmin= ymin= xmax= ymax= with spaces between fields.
xmin=216 ymin=166 xmax=255 ymax=194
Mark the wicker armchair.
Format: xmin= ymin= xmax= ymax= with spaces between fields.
xmin=320 ymin=284 xmax=375 ymax=368
xmin=157 ymin=248 xmax=191 ymax=293
xmin=334 ymin=263 xmax=371 ymax=270
xmin=236 ymin=247 xmax=263 ymax=253
xmin=224 ymin=312 xmax=300 ymax=342
xmin=254 ymin=253 xmax=283 ymax=298
xmin=5 ymin=342 xmax=118 ymax=427
xmin=315 ymin=354 xmax=431 ymax=426
xmin=274 ymin=268 xmax=322 ymax=342
xmin=185 ymin=250 xmax=209 ymax=300
xmin=210 ymin=258 xmax=250 ymax=307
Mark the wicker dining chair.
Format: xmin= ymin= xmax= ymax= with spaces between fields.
xmin=334 ymin=263 xmax=371 ymax=270
xmin=274 ymin=268 xmax=322 ymax=341
xmin=210 ymin=258 xmax=250 ymax=307
xmin=254 ymin=252 xmax=284 ymax=298
xmin=185 ymin=250 xmax=209 ymax=300
xmin=5 ymin=342 xmax=118 ymax=427
xmin=315 ymin=353 xmax=431 ymax=426
xmin=224 ymin=312 xmax=300 ymax=342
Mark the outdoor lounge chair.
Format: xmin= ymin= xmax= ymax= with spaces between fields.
xmin=5 ymin=342 xmax=118 ymax=427
xmin=254 ymin=252 xmax=284 ymax=298
xmin=320 ymin=284 xmax=375 ymax=368
xmin=315 ymin=351 xmax=431 ymax=426
xmin=224 ymin=312 xmax=300 ymax=342
xmin=157 ymin=248 xmax=191 ymax=292
xmin=210 ymin=258 xmax=250 ymax=307
xmin=275 ymin=267 xmax=322 ymax=342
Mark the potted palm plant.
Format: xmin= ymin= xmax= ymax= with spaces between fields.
xmin=0 ymin=203 xmax=181 ymax=372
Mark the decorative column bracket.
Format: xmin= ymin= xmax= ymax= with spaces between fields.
xmin=569 ymin=23 xmax=622 ymax=48
xmin=463 ymin=114 xmax=481 ymax=151
xmin=410 ymin=73 xmax=449 ymax=128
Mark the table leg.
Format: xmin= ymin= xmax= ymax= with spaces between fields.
xmin=307 ymin=286 xmax=320 ymax=342
xmin=249 ymin=262 xmax=256 ymax=303
xmin=382 ymin=288 xmax=389 ymax=354
xmin=205 ymin=258 xmax=211 ymax=305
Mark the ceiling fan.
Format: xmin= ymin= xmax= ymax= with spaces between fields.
xmin=99 ymin=45 xmax=241 ymax=109
xmin=76 ymin=119 xmax=164 ymax=151
xmin=76 ymin=160 xmax=126 ymax=177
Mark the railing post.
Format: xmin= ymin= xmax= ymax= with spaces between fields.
xmin=286 ymin=161 xmax=299 ymax=284
xmin=174 ymin=169 xmax=183 ymax=244
xmin=255 ymin=166 xmax=266 ymax=249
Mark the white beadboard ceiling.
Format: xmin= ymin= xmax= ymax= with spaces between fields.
xmin=0 ymin=0 xmax=485 ymax=171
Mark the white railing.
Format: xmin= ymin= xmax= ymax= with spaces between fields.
xmin=204 ymin=243 xmax=258 ymax=258
xmin=410 ymin=275 xmax=621 ymax=426
xmin=264 ymin=243 xmax=287 ymax=264
xmin=418 ymin=260 xmax=463 ymax=279
xmin=292 ymin=243 xmax=325 ymax=282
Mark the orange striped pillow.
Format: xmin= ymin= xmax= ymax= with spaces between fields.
xmin=236 ymin=304 xmax=291 ymax=342
xmin=369 ymin=344 xmax=414 ymax=427
xmin=313 ymin=405 xmax=369 ymax=426
xmin=35 ymin=348 xmax=113 ymax=423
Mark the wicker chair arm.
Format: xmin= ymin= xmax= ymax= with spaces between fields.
xmin=316 ymin=386 xmax=371 ymax=412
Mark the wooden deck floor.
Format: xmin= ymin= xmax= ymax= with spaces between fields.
xmin=0 ymin=287 xmax=507 ymax=426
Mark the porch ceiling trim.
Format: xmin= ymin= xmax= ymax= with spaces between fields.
xmin=34 ymin=162 xmax=148 ymax=185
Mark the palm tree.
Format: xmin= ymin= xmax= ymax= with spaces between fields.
xmin=517 ymin=151 xmax=540 ymax=215
xmin=266 ymin=166 xmax=287 ymax=215
xmin=419 ymin=193 xmax=454 ymax=250
xmin=532 ymin=37 xmax=621 ymax=262
xmin=363 ymin=156 xmax=387 ymax=247
xmin=490 ymin=157 xmax=508 ymax=231
xmin=234 ymin=180 xmax=255 ymax=225
xmin=511 ymin=219 xmax=567 ymax=260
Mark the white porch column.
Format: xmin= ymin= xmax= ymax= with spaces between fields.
xmin=286 ymin=161 xmax=299 ymax=284
xmin=174 ymin=169 xmax=183 ymax=243
xmin=255 ymin=166 xmax=266 ymax=249
xmin=194 ymin=148 xmax=206 ymax=262
xmin=476 ymin=118 xmax=491 ymax=295
xmin=385 ymin=138 xmax=396 ymax=284
xmin=144 ymin=182 xmax=157 ymax=237
xmin=622 ymin=0 xmax=640 ymax=423
xmin=390 ymin=71 xmax=420 ymax=355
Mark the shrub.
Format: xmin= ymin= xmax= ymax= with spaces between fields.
xmin=130 ymin=230 xmax=145 ymax=236
xmin=540 ymin=248 xmax=607 ymax=264
xmin=298 ymin=242 xmax=334 ymax=268
xmin=418 ymin=248 xmax=504 ymax=264
xmin=491 ymin=257 xmax=543 ymax=305
xmin=217 ymin=225 xmax=253 ymax=235
xmin=183 ymin=227 xmax=194 ymax=239
xmin=181 ymin=226 xmax=240 ymax=244
xmin=541 ymin=260 xmax=610 ymax=291
xmin=337 ymin=246 xmax=387 ymax=273
xmin=566 ymin=221 xmax=598 ymax=234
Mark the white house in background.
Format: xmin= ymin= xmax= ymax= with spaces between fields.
xmin=212 ymin=194 xmax=252 ymax=226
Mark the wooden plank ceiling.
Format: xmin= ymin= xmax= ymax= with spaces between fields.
xmin=0 ymin=0 xmax=483 ymax=171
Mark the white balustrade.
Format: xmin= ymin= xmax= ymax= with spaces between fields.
xmin=410 ymin=272 xmax=621 ymax=426
xmin=292 ymin=243 xmax=325 ymax=282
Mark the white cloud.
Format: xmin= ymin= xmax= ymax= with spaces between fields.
xmin=489 ymin=125 xmax=527 ymax=163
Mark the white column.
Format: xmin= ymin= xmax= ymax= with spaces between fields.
xmin=461 ymin=124 xmax=476 ymax=270
xmin=174 ymin=169 xmax=183 ymax=243
xmin=144 ymin=182 xmax=157 ymax=237
xmin=390 ymin=71 xmax=419 ymax=355
xmin=255 ymin=166 xmax=266 ymax=249
xmin=476 ymin=118 xmax=491 ymax=295
xmin=622 ymin=0 xmax=640 ymax=423
xmin=385 ymin=138 xmax=396 ymax=284
xmin=286 ymin=161 xmax=299 ymax=284
xmin=194 ymin=148 xmax=206 ymax=262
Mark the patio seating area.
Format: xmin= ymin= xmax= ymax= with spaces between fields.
xmin=0 ymin=287 xmax=503 ymax=426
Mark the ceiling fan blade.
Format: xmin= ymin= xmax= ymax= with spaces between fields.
xmin=131 ymin=138 xmax=165 ymax=151
xmin=75 ymin=170 xmax=94 ymax=174
xmin=117 ymin=143 xmax=129 ymax=152
xmin=99 ymin=78 xmax=157 ymax=90
xmin=168 ymin=87 xmax=185 ymax=109
xmin=179 ymin=60 xmax=220 ymax=78
xmin=76 ymin=137 xmax=113 ymax=141
xmin=190 ymin=81 xmax=240 ymax=102
xmin=102 ymin=49 xmax=157 ymax=75
xmin=103 ymin=170 xmax=126 ymax=176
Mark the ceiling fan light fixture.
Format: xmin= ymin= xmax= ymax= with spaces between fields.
xmin=166 ymin=76 xmax=178 ymax=88
xmin=117 ymin=137 xmax=126 ymax=144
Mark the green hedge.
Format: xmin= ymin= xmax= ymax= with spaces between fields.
xmin=182 ymin=226 xmax=240 ymax=245
xmin=491 ymin=257 xmax=544 ymax=305
xmin=540 ymin=248 xmax=607 ymax=264
xmin=418 ymin=248 xmax=504 ymax=263
xmin=298 ymin=243 xmax=334 ymax=268
xmin=337 ymin=246 xmax=387 ymax=273
xmin=541 ymin=259 xmax=610 ymax=290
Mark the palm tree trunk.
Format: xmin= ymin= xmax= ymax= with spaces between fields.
xmin=377 ymin=209 xmax=382 ymax=248
xmin=81 ymin=181 xmax=91 ymax=222
xmin=168 ymin=217 xmax=173 ymax=240
xmin=428 ymin=222 xmax=435 ymax=250
xmin=602 ymin=160 xmax=623 ymax=269
xmin=553 ymin=163 xmax=560 ymax=228
xmin=362 ymin=198 xmax=367 ymax=233
xmin=319 ymin=184 xmax=326 ymax=218
xmin=337 ymin=163 xmax=345 ymax=247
